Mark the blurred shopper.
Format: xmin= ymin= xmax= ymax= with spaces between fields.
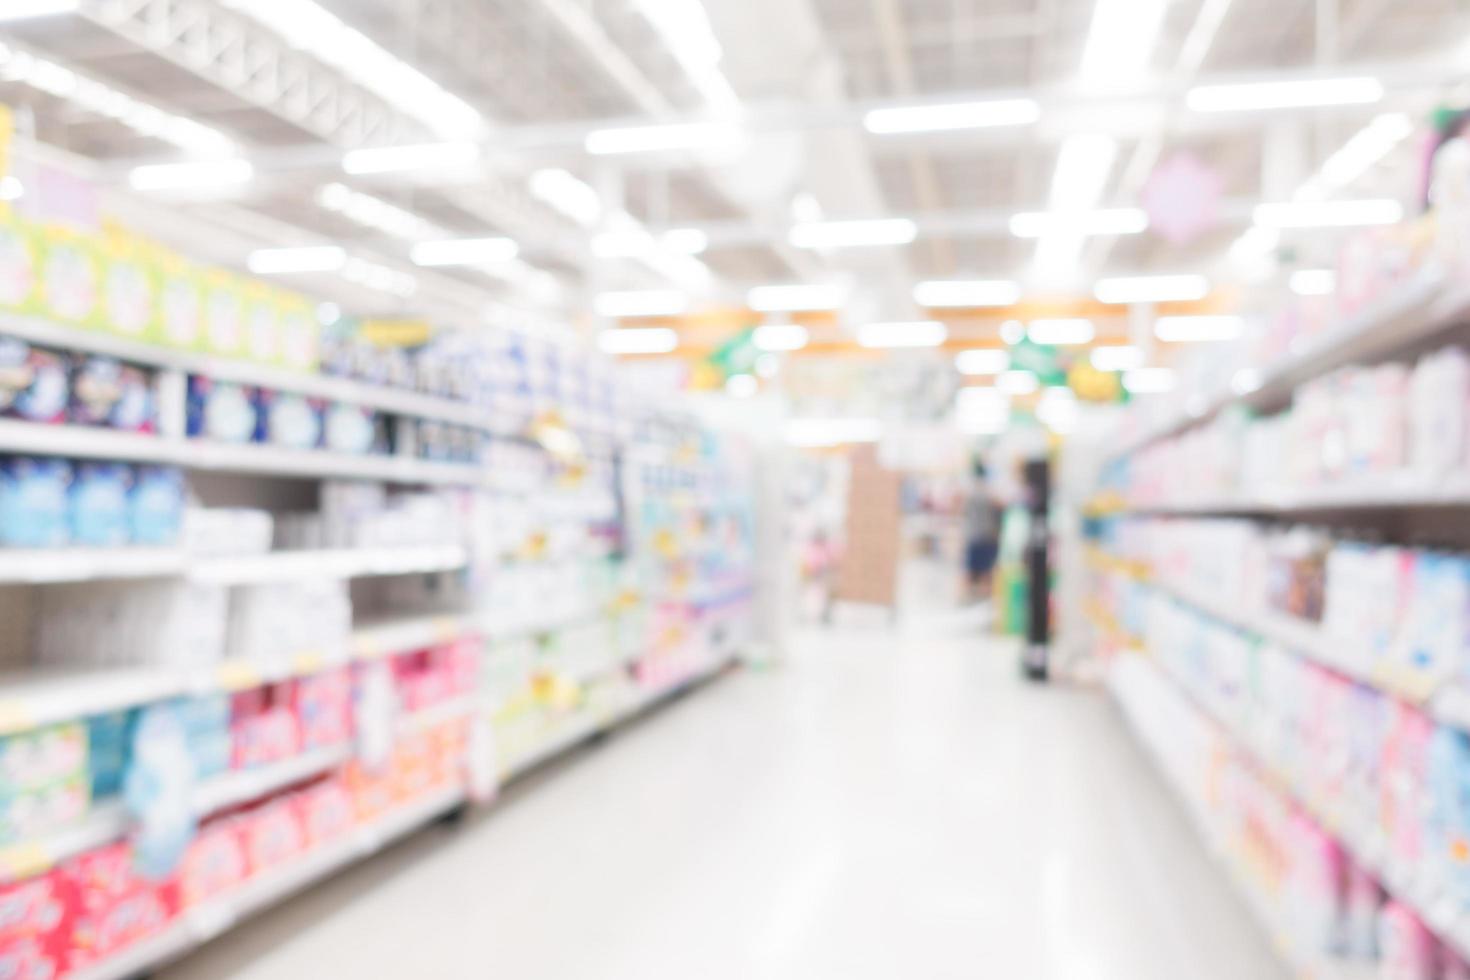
xmin=963 ymin=463 xmax=1001 ymax=604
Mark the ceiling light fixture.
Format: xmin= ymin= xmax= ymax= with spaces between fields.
xmin=1253 ymin=199 xmax=1402 ymax=228
xmin=1186 ymin=76 xmax=1384 ymax=112
xmin=1010 ymin=208 xmax=1147 ymax=239
xmin=753 ymin=324 xmax=810 ymax=352
xmin=247 ymin=245 xmax=347 ymax=275
xmin=1089 ymin=345 xmax=1145 ymax=372
xmin=1028 ymin=318 xmax=1095 ymax=345
xmin=863 ymin=98 xmax=1040 ymax=134
xmin=585 ymin=122 xmax=736 ymax=156
xmin=1095 ymin=274 xmax=1210 ymax=304
xmin=597 ymin=327 xmax=680 ymax=355
xmin=594 ymin=290 xmax=688 ymax=319
xmin=661 ymin=228 xmax=709 ymax=254
xmin=997 ymin=370 xmax=1039 ymax=395
xmin=222 ymin=0 xmax=483 ymax=139
xmin=747 ymin=283 xmax=846 ymax=312
xmin=999 ymin=320 xmax=1026 ymax=345
xmin=1154 ymin=315 xmax=1245 ymax=342
xmin=341 ymin=257 xmax=417 ymax=297
xmin=633 ymin=0 xmax=738 ymax=112
xmin=316 ymin=183 xmax=442 ymax=240
xmin=1032 ymin=134 xmax=1119 ymax=281
xmin=1123 ymin=367 xmax=1176 ymax=393
xmin=342 ymin=141 xmax=479 ymax=175
xmin=529 ymin=168 xmax=603 ymax=227
xmin=410 ymin=237 xmax=519 ymax=267
xmin=785 ymin=418 xmax=883 ymax=447
xmin=1290 ymin=269 xmax=1337 ymax=296
xmin=128 ymin=159 xmax=254 ymax=192
xmin=857 ymin=320 xmax=947 ymax=349
xmin=913 ymin=279 xmax=1021 ymax=308
xmin=790 ymin=218 xmax=917 ymax=250
xmin=1081 ymin=0 xmax=1169 ymax=85
xmin=955 ymin=349 xmax=1011 ymax=376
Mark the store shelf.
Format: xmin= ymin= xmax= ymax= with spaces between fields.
xmin=0 ymin=802 xmax=130 ymax=883
xmin=1110 ymin=272 xmax=1470 ymax=464
xmin=0 ymin=311 xmax=503 ymax=433
xmin=397 ymin=695 xmax=480 ymax=735
xmin=189 ymin=545 xmax=467 ymax=584
xmin=68 ymin=785 xmax=467 ymax=980
xmin=1108 ymin=657 xmax=1378 ymax=980
xmin=193 ymin=744 xmax=355 ymax=816
xmin=351 ymin=613 xmax=475 ymax=659
xmin=1122 ymin=473 xmax=1470 ymax=516
xmin=0 ymin=547 xmax=186 ymax=584
xmin=0 ymin=418 xmax=484 ymax=486
xmin=0 ymin=665 xmax=188 ymax=736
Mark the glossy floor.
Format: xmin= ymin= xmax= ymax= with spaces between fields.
xmin=163 ymin=615 xmax=1286 ymax=980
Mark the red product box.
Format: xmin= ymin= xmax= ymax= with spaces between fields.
xmin=0 ymin=874 xmax=66 ymax=944
xmin=231 ymin=708 xmax=303 ymax=770
xmin=240 ymin=802 xmax=307 ymax=877
xmin=295 ymin=780 xmax=355 ymax=848
xmin=0 ymin=935 xmax=62 ymax=980
xmin=64 ymin=888 xmax=175 ymax=972
xmin=292 ymin=670 xmax=354 ymax=750
xmin=177 ymin=819 xmax=248 ymax=909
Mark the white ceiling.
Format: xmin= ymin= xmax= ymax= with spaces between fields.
xmin=0 ymin=0 xmax=1465 ymax=328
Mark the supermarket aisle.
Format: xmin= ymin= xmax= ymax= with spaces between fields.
xmin=163 ymin=620 xmax=1285 ymax=980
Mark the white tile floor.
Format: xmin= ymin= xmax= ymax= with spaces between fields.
xmin=163 ymin=614 xmax=1287 ymax=980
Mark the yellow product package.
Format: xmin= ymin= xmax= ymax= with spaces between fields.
xmin=242 ymin=280 xmax=281 ymax=366
xmin=202 ymin=267 xmax=247 ymax=358
xmin=37 ymin=224 xmax=102 ymax=327
xmin=99 ymin=229 xmax=159 ymax=343
xmin=0 ymin=208 xmax=39 ymax=315
xmin=153 ymin=247 xmax=203 ymax=349
xmin=276 ymin=289 xmax=320 ymax=373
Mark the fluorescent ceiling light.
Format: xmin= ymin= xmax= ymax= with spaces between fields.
xmin=1090 ymin=345 xmax=1145 ymax=372
xmin=1187 ymin=76 xmax=1384 ymax=112
xmin=1123 ymin=367 xmax=1176 ymax=393
xmin=222 ymin=0 xmax=483 ymax=139
xmin=863 ymin=98 xmax=1039 ymax=135
xmin=914 ymin=279 xmax=1021 ymax=308
xmin=1081 ymin=0 xmax=1168 ymax=85
xmin=342 ymin=141 xmax=479 ymax=175
xmin=594 ymin=290 xmax=687 ymax=318
xmin=597 ymin=327 xmax=679 ymax=355
xmin=1231 ymin=368 xmax=1264 ymax=394
xmin=997 ymin=370 xmax=1039 ymax=395
xmin=1317 ymin=113 xmax=1414 ymax=191
xmin=661 ymin=228 xmax=709 ymax=254
xmin=748 ymin=283 xmax=845 ymax=312
xmin=316 ymin=182 xmax=441 ymax=240
xmin=1155 ymin=315 xmax=1244 ymax=342
xmin=725 ymin=374 xmax=758 ymax=398
xmin=585 ymin=122 xmax=735 ymax=155
xmin=753 ymin=324 xmax=810 ymax=352
xmin=1047 ymin=134 xmax=1119 ymax=212
xmin=955 ymin=349 xmax=1011 ymax=376
xmin=1095 ymin=274 xmax=1209 ymax=304
xmin=790 ymin=218 xmax=917 ymax=250
xmin=1253 ymin=199 xmax=1402 ymax=228
xmin=1290 ymin=269 xmax=1337 ymax=296
xmin=1028 ymin=318 xmax=1095 ymax=346
xmin=857 ymin=320 xmax=947 ymax=349
xmin=341 ymin=257 xmax=417 ymax=298
xmin=0 ymin=0 xmax=77 ymax=21
xmin=1000 ymin=320 xmax=1026 ymax=345
xmin=755 ymin=354 xmax=781 ymax=378
xmin=529 ymin=168 xmax=602 ymax=227
xmin=410 ymin=237 xmax=519 ymax=267
xmin=633 ymin=0 xmax=738 ymax=112
xmin=128 ymin=159 xmax=253 ymax=192
xmin=1010 ymin=208 xmax=1147 ymax=238
xmin=592 ymin=230 xmax=655 ymax=259
xmin=247 ymin=246 xmax=347 ymax=275
xmin=786 ymin=418 xmax=882 ymax=448
xmin=956 ymin=388 xmax=1010 ymax=434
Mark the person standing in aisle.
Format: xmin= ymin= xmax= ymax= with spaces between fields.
xmin=962 ymin=462 xmax=1001 ymax=605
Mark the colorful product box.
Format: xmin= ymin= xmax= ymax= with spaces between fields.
xmin=295 ymin=779 xmax=354 ymax=848
xmin=68 ymin=463 xmax=132 ymax=548
xmin=0 ymin=343 xmax=68 ymax=424
xmin=154 ymin=253 xmax=202 ymax=351
xmin=177 ymin=818 xmax=248 ymax=908
xmin=37 ymin=227 xmax=101 ymax=328
xmin=201 ymin=271 xmax=247 ymax=359
xmin=68 ymin=356 xmax=153 ymax=432
xmin=0 ymin=213 xmax=39 ymax=314
xmin=127 ymin=467 xmax=184 ymax=546
xmin=255 ymin=392 xmax=323 ymax=451
xmin=0 ymin=457 xmax=70 ymax=548
xmin=240 ymin=800 xmax=307 ymax=876
xmin=185 ymin=376 xmax=258 ymax=444
xmin=100 ymin=235 xmax=158 ymax=343
xmin=0 ymin=874 xmax=66 ymax=944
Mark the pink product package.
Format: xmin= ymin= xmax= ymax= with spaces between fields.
xmin=292 ymin=669 xmax=354 ymax=749
xmin=1378 ymin=901 xmax=1439 ymax=980
xmin=1287 ymin=814 xmax=1346 ymax=954
xmin=1343 ymin=863 xmax=1382 ymax=960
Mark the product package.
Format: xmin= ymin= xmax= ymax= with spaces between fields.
xmin=68 ymin=463 xmax=133 ymax=547
xmin=69 ymin=356 xmax=154 ymax=431
xmin=128 ymin=467 xmax=184 ymax=546
xmin=0 ymin=457 xmax=71 ymax=547
xmin=185 ymin=376 xmax=259 ymax=444
xmin=100 ymin=234 xmax=157 ymax=342
xmin=37 ymin=226 xmax=101 ymax=328
xmin=0 ymin=341 xmax=68 ymax=424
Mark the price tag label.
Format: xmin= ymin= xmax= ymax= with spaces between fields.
xmin=0 ymin=701 xmax=34 ymax=736
xmin=216 ymin=662 xmax=261 ymax=692
xmin=433 ymin=618 xmax=459 ymax=644
xmin=0 ymin=843 xmax=50 ymax=881
xmin=292 ymin=651 xmax=325 ymax=676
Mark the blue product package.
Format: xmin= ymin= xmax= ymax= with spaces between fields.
xmin=70 ymin=355 xmax=154 ymax=431
xmin=0 ymin=456 xmax=71 ymax=547
xmin=69 ymin=462 xmax=132 ymax=546
xmin=87 ymin=710 xmax=137 ymax=799
xmin=0 ymin=340 xmax=68 ymax=423
xmin=185 ymin=375 xmax=258 ymax=443
xmin=129 ymin=466 xmax=184 ymax=545
xmin=257 ymin=391 xmax=323 ymax=449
